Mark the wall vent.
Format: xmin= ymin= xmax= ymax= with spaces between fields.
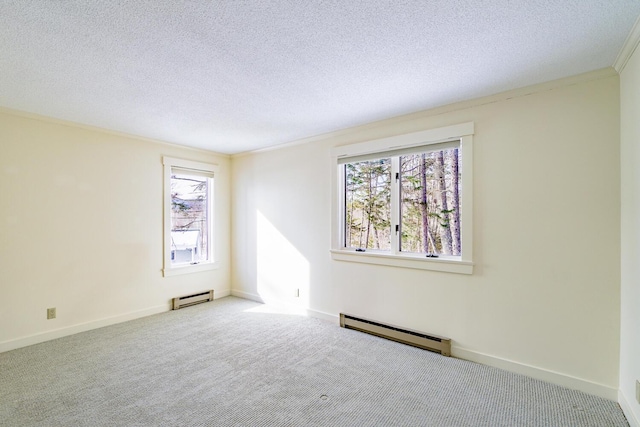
xmin=172 ymin=290 xmax=214 ymax=310
xmin=340 ymin=313 xmax=451 ymax=356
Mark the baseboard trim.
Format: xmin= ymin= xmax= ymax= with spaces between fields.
xmin=231 ymin=290 xmax=339 ymax=324
xmin=0 ymin=304 xmax=169 ymax=354
xmin=231 ymin=289 xmax=265 ymax=303
xmin=216 ymin=291 xmax=621 ymax=401
xmin=306 ymin=307 xmax=340 ymax=324
xmin=619 ymin=389 xmax=640 ymax=427
xmin=452 ymin=346 xmax=617 ymax=401
xmin=215 ymin=289 xmax=231 ymax=299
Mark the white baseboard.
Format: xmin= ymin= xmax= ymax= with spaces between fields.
xmin=0 ymin=304 xmax=170 ymax=354
xmin=306 ymin=307 xmax=340 ymax=324
xmin=231 ymin=289 xmax=265 ymax=303
xmin=452 ymin=346 xmax=618 ymax=401
xmin=619 ymin=389 xmax=640 ymax=427
xmin=200 ymin=290 xmax=623 ymax=402
xmin=0 ymin=288 xmax=235 ymax=354
xmin=215 ymin=288 xmax=231 ymax=298
xmin=231 ymin=290 xmax=339 ymax=324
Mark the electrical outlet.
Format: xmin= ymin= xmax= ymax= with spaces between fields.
xmin=636 ymin=380 xmax=640 ymax=404
xmin=47 ymin=307 xmax=56 ymax=320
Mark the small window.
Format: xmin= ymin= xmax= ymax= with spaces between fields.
xmin=163 ymin=157 xmax=217 ymax=277
xmin=331 ymin=122 xmax=473 ymax=274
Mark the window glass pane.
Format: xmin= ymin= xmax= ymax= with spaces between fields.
xmin=170 ymin=171 xmax=210 ymax=265
xmin=400 ymin=148 xmax=461 ymax=255
xmin=344 ymin=158 xmax=391 ymax=250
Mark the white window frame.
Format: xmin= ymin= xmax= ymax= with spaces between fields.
xmin=330 ymin=122 xmax=474 ymax=275
xmin=163 ymin=156 xmax=218 ymax=277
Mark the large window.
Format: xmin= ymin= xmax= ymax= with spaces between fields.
xmin=163 ymin=157 xmax=217 ymax=277
xmin=344 ymin=145 xmax=461 ymax=255
xmin=331 ymin=123 xmax=473 ymax=274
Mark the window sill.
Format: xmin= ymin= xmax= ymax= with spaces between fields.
xmin=330 ymin=249 xmax=473 ymax=275
xmin=163 ymin=261 xmax=218 ymax=277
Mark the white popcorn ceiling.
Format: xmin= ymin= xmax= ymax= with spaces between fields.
xmin=1 ymin=1 xmax=639 ymax=154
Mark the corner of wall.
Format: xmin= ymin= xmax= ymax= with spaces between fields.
xmin=619 ymin=390 xmax=640 ymax=427
xmin=615 ymin=15 xmax=640 ymax=73
xmin=619 ymin=16 xmax=640 ymax=426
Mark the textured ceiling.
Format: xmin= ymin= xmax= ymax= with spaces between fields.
xmin=1 ymin=1 xmax=639 ymax=154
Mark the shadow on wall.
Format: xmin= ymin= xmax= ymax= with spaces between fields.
xmin=256 ymin=210 xmax=310 ymax=309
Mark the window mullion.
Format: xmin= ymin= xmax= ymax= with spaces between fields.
xmin=207 ymin=176 xmax=214 ymax=263
xmin=338 ymin=164 xmax=346 ymax=249
xmin=390 ymin=157 xmax=400 ymax=255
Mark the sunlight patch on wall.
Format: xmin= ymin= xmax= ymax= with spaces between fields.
xmin=256 ymin=210 xmax=309 ymax=308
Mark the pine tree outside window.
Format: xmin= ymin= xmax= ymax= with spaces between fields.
xmin=399 ymin=148 xmax=461 ymax=256
xmin=331 ymin=123 xmax=474 ymax=274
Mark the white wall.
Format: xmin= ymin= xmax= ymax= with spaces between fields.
xmin=0 ymin=110 xmax=231 ymax=351
xmin=0 ymin=68 xmax=624 ymax=402
xmin=620 ymin=40 xmax=640 ymax=425
xmin=231 ymin=70 xmax=621 ymax=399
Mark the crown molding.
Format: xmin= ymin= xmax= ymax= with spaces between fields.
xmin=232 ymin=67 xmax=617 ymax=159
xmin=0 ymin=106 xmax=230 ymax=158
xmin=614 ymin=15 xmax=640 ymax=73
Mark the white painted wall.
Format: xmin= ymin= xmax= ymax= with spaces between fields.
xmin=0 ymin=68 xmax=625 ymax=404
xmin=0 ymin=110 xmax=231 ymax=351
xmin=231 ymin=71 xmax=621 ymax=399
xmin=620 ymin=41 xmax=640 ymax=425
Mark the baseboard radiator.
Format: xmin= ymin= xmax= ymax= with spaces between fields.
xmin=340 ymin=313 xmax=451 ymax=357
xmin=172 ymin=290 xmax=214 ymax=310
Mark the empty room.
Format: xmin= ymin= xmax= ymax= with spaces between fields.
xmin=1 ymin=1 xmax=640 ymax=426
